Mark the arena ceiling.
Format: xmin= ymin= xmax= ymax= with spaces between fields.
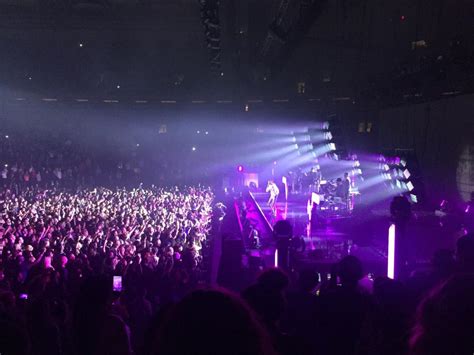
xmin=0 ymin=0 xmax=472 ymax=104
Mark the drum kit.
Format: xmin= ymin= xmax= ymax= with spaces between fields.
xmin=289 ymin=169 xmax=351 ymax=215
xmin=318 ymin=179 xmax=348 ymax=213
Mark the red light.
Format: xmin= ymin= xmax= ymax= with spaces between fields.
xmin=400 ymin=15 xmax=406 ymax=21
xmin=237 ymin=165 xmax=244 ymax=172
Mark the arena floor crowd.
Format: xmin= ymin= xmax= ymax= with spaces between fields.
xmin=1 ymin=128 xmax=474 ymax=355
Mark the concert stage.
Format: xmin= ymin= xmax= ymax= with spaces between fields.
xmin=248 ymin=191 xmax=388 ymax=275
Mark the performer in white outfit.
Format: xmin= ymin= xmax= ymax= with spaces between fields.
xmin=266 ymin=181 xmax=280 ymax=213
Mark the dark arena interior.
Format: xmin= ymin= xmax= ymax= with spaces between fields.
xmin=0 ymin=1 xmax=473 ymax=355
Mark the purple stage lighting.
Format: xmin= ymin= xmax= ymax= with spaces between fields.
xmin=387 ymin=224 xmax=396 ymax=279
xmin=237 ymin=165 xmax=244 ymax=172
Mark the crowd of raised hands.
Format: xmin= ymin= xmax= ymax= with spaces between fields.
xmin=0 ymin=186 xmax=214 ymax=298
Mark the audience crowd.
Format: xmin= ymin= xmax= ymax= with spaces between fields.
xmin=1 ymin=126 xmax=474 ymax=355
xmin=0 ymin=184 xmax=215 ymax=355
xmin=1 ymin=182 xmax=473 ymax=355
xmin=0 ymin=121 xmax=206 ymax=190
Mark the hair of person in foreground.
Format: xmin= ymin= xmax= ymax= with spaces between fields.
xmin=152 ymin=288 xmax=276 ymax=355
xmin=410 ymin=273 xmax=474 ymax=355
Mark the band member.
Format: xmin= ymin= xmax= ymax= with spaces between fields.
xmin=266 ymin=180 xmax=280 ymax=213
xmin=342 ymin=172 xmax=350 ymax=200
xmin=288 ymin=170 xmax=296 ymax=194
xmin=311 ymin=167 xmax=322 ymax=193
xmin=335 ymin=178 xmax=345 ymax=198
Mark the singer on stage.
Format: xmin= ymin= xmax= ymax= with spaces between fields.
xmin=266 ymin=180 xmax=280 ymax=214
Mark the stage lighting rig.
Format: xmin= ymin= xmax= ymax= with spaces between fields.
xmin=378 ymin=155 xmax=417 ymax=203
xmin=199 ymin=0 xmax=221 ymax=71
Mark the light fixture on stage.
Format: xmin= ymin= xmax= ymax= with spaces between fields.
xmin=237 ymin=165 xmax=244 ymax=172
xmin=378 ymin=154 xmax=418 ymax=203
xmin=192 ymin=146 xmax=197 ymax=151
xmin=282 ymin=176 xmax=288 ymax=200
xmin=328 ymin=143 xmax=336 ymax=151
xmin=403 ymin=169 xmax=411 ymax=179
xmin=387 ymin=224 xmax=396 ymax=279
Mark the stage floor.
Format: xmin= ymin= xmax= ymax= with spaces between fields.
xmin=250 ymin=191 xmax=388 ymax=275
xmin=251 ymin=192 xmax=352 ymax=239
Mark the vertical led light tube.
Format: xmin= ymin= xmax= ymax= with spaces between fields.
xmin=387 ymin=224 xmax=396 ymax=279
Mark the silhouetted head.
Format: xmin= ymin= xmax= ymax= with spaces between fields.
xmin=153 ymin=288 xmax=274 ymax=355
xmin=256 ymin=268 xmax=289 ymax=292
xmin=297 ymin=269 xmax=319 ymax=293
xmin=337 ymin=255 xmax=363 ymax=288
xmin=373 ymin=276 xmax=407 ymax=308
xmin=410 ymin=274 xmax=474 ymax=355
xmin=72 ymin=275 xmax=113 ymax=354
xmin=243 ymin=268 xmax=289 ymax=331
